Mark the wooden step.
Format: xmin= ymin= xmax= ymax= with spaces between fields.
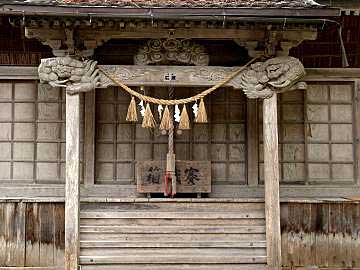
xmin=79 ymin=202 xmax=266 ymax=267
xmin=79 ymin=255 xmax=267 ymax=264
xmin=80 ymin=264 xmax=266 ymax=270
xmin=80 ymin=232 xmax=266 ymax=242
xmin=80 ymin=202 xmax=265 ymax=212
xmin=80 ymin=211 xmax=264 ymax=219
xmin=80 ymin=240 xmax=266 ymax=248
xmin=80 ymin=225 xmax=265 ymax=234
xmin=80 ymin=247 xmax=266 ymax=257
xmin=80 ymin=217 xmax=266 ymax=226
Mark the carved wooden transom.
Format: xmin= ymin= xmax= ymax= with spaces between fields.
xmin=134 ymin=39 xmax=210 ymax=66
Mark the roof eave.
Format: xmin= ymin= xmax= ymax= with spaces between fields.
xmin=0 ymin=4 xmax=340 ymax=18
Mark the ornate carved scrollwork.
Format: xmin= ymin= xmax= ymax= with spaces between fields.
xmin=134 ymin=39 xmax=210 ymax=66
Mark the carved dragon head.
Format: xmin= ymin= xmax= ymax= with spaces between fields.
xmin=38 ymin=56 xmax=100 ymax=94
xmin=237 ymin=56 xmax=306 ymax=99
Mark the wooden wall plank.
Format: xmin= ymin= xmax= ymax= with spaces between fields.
xmin=4 ymin=203 xmax=26 ymax=267
xmin=0 ymin=204 xmax=5 ymax=266
xmin=343 ymin=203 xmax=354 ymax=268
xmin=4 ymin=203 xmax=14 ymax=266
xmin=287 ymin=203 xmax=300 ymax=267
xmin=54 ymin=203 xmax=65 ymax=267
xmin=14 ymin=202 xmax=26 ymax=267
xmin=39 ymin=204 xmax=54 ymax=267
xmin=301 ymin=203 xmax=315 ymax=266
xmin=328 ymin=203 xmax=343 ymax=267
xmin=309 ymin=203 xmax=318 ymax=266
xmin=315 ymin=203 xmax=329 ymax=267
xmin=280 ymin=202 xmax=360 ymax=269
xmin=354 ymin=204 xmax=360 ymax=267
xmin=280 ymin=203 xmax=289 ymax=267
xmin=25 ymin=203 xmax=40 ymax=266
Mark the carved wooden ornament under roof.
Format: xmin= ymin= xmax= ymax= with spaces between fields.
xmin=134 ymin=39 xmax=210 ymax=66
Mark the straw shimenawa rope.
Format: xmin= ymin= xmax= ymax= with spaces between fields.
xmin=98 ymin=56 xmax=260 ymax=106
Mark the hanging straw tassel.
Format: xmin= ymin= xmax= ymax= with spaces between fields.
xmin=195 ymin=99 xmax=208 ymax=123
xmin=159 ymin=105 xmax=173 ymax=130
xmin=142 ymin=103 xmax=156 ymax=129
xmin=126 ymin=96 xmax=138 ymax=122
xmin=179 ymin=105 xmax=190 ymax=130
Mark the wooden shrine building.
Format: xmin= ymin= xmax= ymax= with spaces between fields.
xmin=0 ymin=0 xmax=360 ymax=269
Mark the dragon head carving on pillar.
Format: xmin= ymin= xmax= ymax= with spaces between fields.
xmin=236 ymin=56 xmax=306 ymax=99
xmin=38 ymin=57 xmax=101 ymax=95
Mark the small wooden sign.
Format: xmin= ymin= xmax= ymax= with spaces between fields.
xmin=136 ymin=160 xmax=211 ymax=194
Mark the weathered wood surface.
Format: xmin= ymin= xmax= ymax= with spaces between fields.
xmin=0 ymin=202 xmax=64 ymax=268
xmin=0 ymin=75 xmax=359 ymax=200
xmin=0 ymin=202 xmax=360 ymax=269
xmin=247 ymin=99 xmax=259 ymax=186
xmin=84 ymin=90 xmax=96 ymax=186
xmin=38 ymin=59 xmax=306 ymax=98
xmin=263 ymin=93 xmax=282 ymax=270
xmin=2 ymin=67 xmax=360 ymax=81
xmin=64 ymin=93 xmax=80 ymax=270
xmin=81 ymin=265 xmax=266 ymax=270
xmin=136 ymin=160 xmax=211 ymax=193
xmin=79 ymin=202 xmax=266 ymax=268
xmin=281 ymin=202 xmax=360 ymax=269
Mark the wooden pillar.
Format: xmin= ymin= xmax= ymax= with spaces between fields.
xmin=263 ymin=93 xmax=282 ymax=270
xmin=247 ymin=99 xmax=259 ymax=186
xmin=65 ymin=93 xmax=81 ymax=270
xmin=84 ymin=90 xmax=96 ymax=186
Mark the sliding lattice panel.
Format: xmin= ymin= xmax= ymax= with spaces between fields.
xmin=0 ymin=81 xmax=84 ymax=183
xmin=259 ymin=83 xmax=357 ymax=184
xmin=95 ymin=87 xmax=247 ymax=186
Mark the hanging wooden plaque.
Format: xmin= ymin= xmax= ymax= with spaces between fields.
xmin=136 ymin=160 xmax=211 ymax=194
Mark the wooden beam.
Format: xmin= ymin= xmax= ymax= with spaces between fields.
xmin=4 ymin=5 xmax=339 ymax=17
xmin=64 ymin=93 xmax=81 ymax=270
xmin=78 ymin=28 xmax=266 ymax=40
xmin=263 ymin=93 xmax=282 ymax=270
xmin=3 ymin=66 xmax=360 ymax=81
xmin=84 ymin=91 xmax=96 ymax=186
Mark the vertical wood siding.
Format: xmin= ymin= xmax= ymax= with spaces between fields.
xmin=0 ymin=202 xmax=359 ymax=269
xmin=281 ymin=202 xmax=360 ymax=269
xmin=0 ymin=202 xmax=64 ymax=267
